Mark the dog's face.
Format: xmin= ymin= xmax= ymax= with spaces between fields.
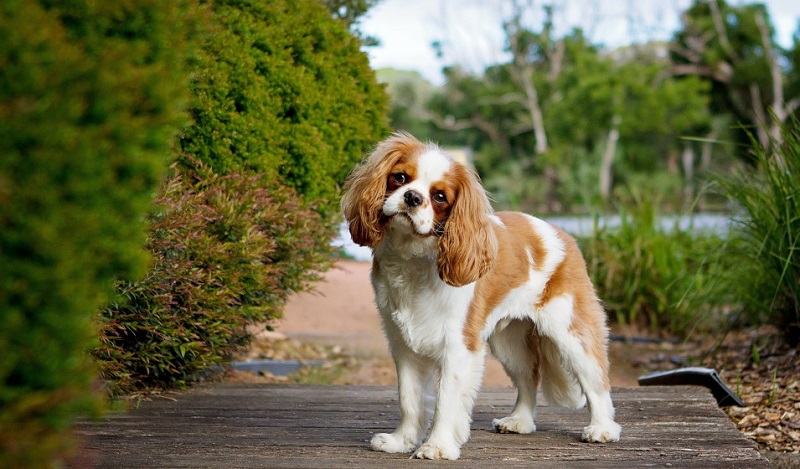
xmin=342 ymin=132 xmax=498 ymax=287
xmin=381 ymin=146 xmax=456 ymax=238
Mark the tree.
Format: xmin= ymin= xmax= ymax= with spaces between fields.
xmin=378 ymin=68 xmax=442 ymax=141
xmin=423 ymin=3 xmax=577 ymax=212
xmin=671 ymin=0 xmax=800 ymax=155
xmin=401 ymin=1 xmax=718 ymax=212
xmin=179 ymin=0 xmax=389 ymax=216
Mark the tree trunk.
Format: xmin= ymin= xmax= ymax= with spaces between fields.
xmin=600 ymin=115 xmax=621 ymax=203
xmin=681 ymin=144 xmax=695 ymax=209
xmin=698 ymin=131 xmax=716 ymax=210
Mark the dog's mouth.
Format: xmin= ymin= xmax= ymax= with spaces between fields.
xmin=389 ymin=212 xmax=439 ymax=238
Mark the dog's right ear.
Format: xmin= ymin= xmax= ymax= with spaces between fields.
xmin=341 ymin=132 xmax=424 ymax=248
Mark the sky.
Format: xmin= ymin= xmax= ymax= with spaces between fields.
xmin=359 ymin=0 xmax=800 ymax=85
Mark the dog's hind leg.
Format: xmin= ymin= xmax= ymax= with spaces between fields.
xmin=488 ymin=319 xmax=540 ymax=434
xmin=535 ymin=295 xmax=621 ymax=443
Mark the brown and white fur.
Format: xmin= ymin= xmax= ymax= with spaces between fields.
xmin=341 ymin=132 xmax=620 ymax=460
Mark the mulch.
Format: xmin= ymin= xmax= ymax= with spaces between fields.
xmin=614 ymin=326 xmax=800 ymax=467
xmin=695 ymin=329 xmax=800 ymax=453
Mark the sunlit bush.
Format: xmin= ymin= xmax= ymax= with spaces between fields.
xmin=96 ymin=162 xmax=333 ymax=395
xmin=180 ymin=0 xmax=389 ymax=216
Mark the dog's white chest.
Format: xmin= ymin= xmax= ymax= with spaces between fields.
xmin=372 ymin=256 xmax=472 ymax=358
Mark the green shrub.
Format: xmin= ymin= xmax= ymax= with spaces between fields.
xmin=0 ymin=1 xmax=197 ymax=466
xmin=581 ymin=193 xmax=731 ymax=337
xmin=95 ymin=162 xmax=333 ymax=395
xmin=717 ymin=120 xmax=800 ymax=344
xmin=93 ymin=0 xmax=388 ymax=395
xmin=180 ymin=0 xmax=389 ymax=215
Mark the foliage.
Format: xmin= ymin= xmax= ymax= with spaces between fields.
xmin=95 ymin=163 xmax=334 ymax=395
xmin=179 ymin=0 xmax=389 ymax=217
xmin=581 ymin=193 xmax=732 ymax=337
xmin=418 ymin=23 xmax=713 ymax=213
xmin=94 ymin=0 xmax=387 ymax=396
xmin=382 ymin=0 xmax=799 ymax=214
xmin=0 ymin=0 xmax=197 ymax=466
xmin=377 ymin=68 xmax=442 ymax=141
xmin=717 ymin=119 xmax=800 ymax=344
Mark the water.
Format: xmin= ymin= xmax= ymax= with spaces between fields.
xmin=333 ymin=223 xmax=373 ymax=261
xmin=334 ymin=213 xmax=732 ymax=262
xmin=545 ymin=213 xmax=732 ymax=237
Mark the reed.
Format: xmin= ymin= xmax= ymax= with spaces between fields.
xmin=581 ymin=190 xmax=732 ymax=337
xmin=716 ymin=119 xmax=800 ymax=344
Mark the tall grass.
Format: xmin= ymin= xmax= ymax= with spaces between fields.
xmin=581 ymin=191 xmax=732 ymax=337
xmin=717 ymin=120 xmax=800 ymax=344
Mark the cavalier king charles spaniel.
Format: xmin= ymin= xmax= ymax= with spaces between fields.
xmin=341 ymin=132 xmax=620 ymax=460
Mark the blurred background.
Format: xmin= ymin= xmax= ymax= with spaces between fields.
xmin=360 ymin=0 xmax=799 ymax=215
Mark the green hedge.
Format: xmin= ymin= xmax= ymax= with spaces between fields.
xmin=0 ymin=1 xmax=197 ymax=466
xmin=95 ymin=0 xmax=389 ymax=395
xmin=180 ymin=0 xmax=389 ymax=214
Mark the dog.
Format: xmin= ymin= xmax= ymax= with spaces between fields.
xmin=341 ymin=132 xmax=620 ymax=460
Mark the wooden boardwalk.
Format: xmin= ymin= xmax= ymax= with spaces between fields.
xmin=73 ymin=384 xmax=770 ymax=468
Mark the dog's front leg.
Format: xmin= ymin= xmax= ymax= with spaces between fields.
xmin=413 ymin=347 xmax=486 ymax=460
xmin=371 ymin=344 xmax=434 ymax=453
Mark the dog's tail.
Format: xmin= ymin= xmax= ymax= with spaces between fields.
xmin=538 ymin=337 xmax=586 ymax=409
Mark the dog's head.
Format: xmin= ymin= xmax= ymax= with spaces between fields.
xmin=342 ymin=132 xmax=497 ymax=286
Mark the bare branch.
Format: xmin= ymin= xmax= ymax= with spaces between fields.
xmin=669 ymin=42 xmax=704 ymax=64
xmin=670 ymin=63 xmax=733 ymax=83
xmin=477 ymin=92 xmax=526 ymax=107
xmin=754 ymin=11 xmax=786 ymax=143
xmin=471 ymin=114 xmax=512 ymax=151
xmin=548 ymin=39 xmax=565 ymax=82
xmin=749 ymin=82 xmax=770 ymax=148
xmin=506 ymin=5 xmax=548 ymax=155
xmin=600 ymin=115 xmax=621 ymax=202
xmin=786 ymin=97 xmax=800 ymax=117
xmin=708 ymin=0 xmax=740 ymax=65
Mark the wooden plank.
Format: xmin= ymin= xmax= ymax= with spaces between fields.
xmin=73 ymin=385 xmax=770 ymax=468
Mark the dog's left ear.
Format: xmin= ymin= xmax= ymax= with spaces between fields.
xmin=437 ymin=164 xmax=498 ymax=287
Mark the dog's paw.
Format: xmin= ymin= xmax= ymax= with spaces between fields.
xmin=370 ymin=432 xmax=416 ymax=453
xmin=582 ymin=422 xmax=621 ymax=443
xmin=493 ymin=416 xmax=536 ymax=434
xmin=412 ymin=441 xmax=460 ymax=460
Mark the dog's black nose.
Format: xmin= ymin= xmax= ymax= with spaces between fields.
xmin=404 ymin=190 xmax=423 ymax=207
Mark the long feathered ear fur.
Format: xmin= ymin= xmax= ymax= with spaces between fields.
xmin=437 ymin=163 xmax=498 ymax=287
xmin=341 ymin=132 xmax=425 ymax=248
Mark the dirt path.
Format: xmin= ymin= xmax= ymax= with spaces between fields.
xmin=274 ymin=260 xmax=639 ymax=387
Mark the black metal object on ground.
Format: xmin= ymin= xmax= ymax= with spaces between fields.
xmin=638 ymin=367 xmax=745 ymax=407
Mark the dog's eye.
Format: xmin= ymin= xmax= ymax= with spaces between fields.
xmin=433 ymin=191 xmax=447 ymax=204
xmin=392 ymin=173 xmax=407 ymax=185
